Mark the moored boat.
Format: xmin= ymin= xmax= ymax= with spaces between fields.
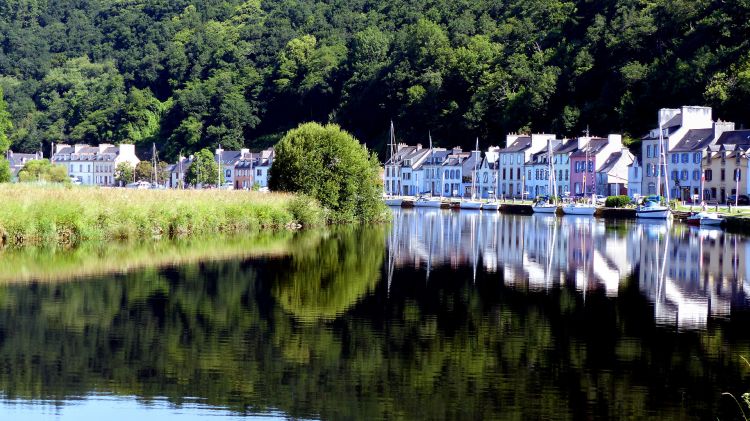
xmin=636 ymin=200 xmax=671 ymax=219
xmin=561 ymin=203 xmax=597 ymax=216
xmin=413 ymin=196 xmax=443 ymax=208
xmin=483 ymin=201 xmax=501 ymax=211
xmin=459 ymin=200 xmax=482 ymax=210
xmin=532 ymin=203 xmax=558 ymax=214
xmin=686 ymin=212 xmax=724 ymax=226
xmin=384 ymin=196 xmax=403 ymax=206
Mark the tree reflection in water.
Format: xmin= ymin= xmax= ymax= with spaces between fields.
xmin=0 ymin=212 xmax=748 ymax=420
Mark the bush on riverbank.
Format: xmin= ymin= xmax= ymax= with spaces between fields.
xmin=0 ymin=185 xmax=325 ymax=248
xmin=605 ymin=195 xmax=631 ymax=208
xmin=269 ymin=122 xmax=388 ymax=223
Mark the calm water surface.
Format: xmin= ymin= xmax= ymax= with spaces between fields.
xmin=1 ymin=208 xmax=750 ymax=420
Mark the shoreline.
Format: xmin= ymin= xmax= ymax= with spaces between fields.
xmin=0 ymin=185 xmax=326 ymax=249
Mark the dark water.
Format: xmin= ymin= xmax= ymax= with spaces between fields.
xmin=1 ymin=208 xmax=750 ymax=420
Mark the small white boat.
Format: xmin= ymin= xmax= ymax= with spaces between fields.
xmin=384 ymin=196 xmax=403 ymax=206
xmin=686 ymin=212 xmax=724 ymax=226
xmin=636 ymin=201 xmax=670 ymax=219
xmin=413 ymin=196 xmax=443 ymax=208
xmin=532 ymin=203 xmax=558 ymax=214
xmin=561 ymin=203 xmax=597 ymax=215
xmin=483 ymin=201 xmax=501 ymax=211
xmin=459 ymin=200 xmax=482 ymax=210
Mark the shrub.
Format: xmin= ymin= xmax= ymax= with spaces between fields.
xmin=605 ymin=195 xmax=632 ymax=208
xmin=269 ymin=122 xmax=388 ymax=223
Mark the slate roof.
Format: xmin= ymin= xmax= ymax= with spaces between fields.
xmin=499 ymin=136 xmax=532 ymax=152
xmin=555 ymin=139 xmax=580 ymax=154
xmin=670 ymin=129 xmax=714 ymax=152
xmin=570 ymin=138 xmax=608 ymax=157
xmin=598 ymin=151 xmax=634 ymax=174
xmin=717 ymin=130 xmax=750 ymax=146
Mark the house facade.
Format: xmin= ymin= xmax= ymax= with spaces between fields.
xmin=628 ymin=158 xmax=643 ymax=198
xmin=52 ymin=143 xmax=140 ymax=186
xmin=552 ymin=139 xmax=581 ymax=197
xmin=595 ymin=150 xmax=635 ymax=196
xmin=702 ymin=130 xmax=750 ymax=202
xmin=525 ymin=139 xmax=561 ymax=198
xmin=476 ymin=147 xmax=500 ymax=198
xmin=497 ymin=134 xmax=553 ymax=199
xmin=6 ymin=151 xmax=43 ymax=180
xmin=569 ymin=135 xmax=623 ymax=196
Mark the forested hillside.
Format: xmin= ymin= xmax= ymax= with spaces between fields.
xmin=0 ymin=0 xmax=748 ymax=159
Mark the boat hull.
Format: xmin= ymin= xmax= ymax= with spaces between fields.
xmin=532 ymin=205 xmax=558 ymax=214
xmin=414 ymin=199 xmax=443 ymax=208
xmin=636 ymin=207 xmax=670 ymax=219
xmin=483 ymin=203 xmax=501 ymax=211
xmin=384 ymin=198 xmax=403 ymax=206
xmin=561 ymin=205 xmax=596 ymax=215
xmin=701 ymin=218 xmax=723 ymax=226
xmin=459 ymin=201 xmax=482 ymax=210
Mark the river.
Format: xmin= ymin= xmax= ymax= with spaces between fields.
xmin=0 ymin=208 xmax=749 ymax=420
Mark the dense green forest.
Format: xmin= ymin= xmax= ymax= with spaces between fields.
xmin=0 ymin=0 xmax=748 ymax=159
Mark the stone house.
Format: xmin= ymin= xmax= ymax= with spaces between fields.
xmin=52 ymin=143 xmax=140 ymax=186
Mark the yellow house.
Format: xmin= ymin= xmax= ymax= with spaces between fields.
xmin=702 ymin=145 xmax=749 ymax=203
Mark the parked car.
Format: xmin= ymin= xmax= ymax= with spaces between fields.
xmin=727 ymin=195 xmax=750 ymax=205
xmin=69 ymin=176 xmax=82 ymax=186
xmin=126 ymin=181 xmax=151 ymax=189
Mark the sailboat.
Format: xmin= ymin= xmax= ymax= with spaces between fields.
xmin=414 ymin=132 xmax=443 ymax=208
xmin=460 ymin=138 xmax=483 ymax=210
xmin=534 ymin=139 xmax=559 ymax=214
xmin=562 ymin=147 xmax=597 ymax=215
xmin=637 ymin=113 xmax=671 ymax=219
xmin=383 ymin=122 xmax=404 ymax=206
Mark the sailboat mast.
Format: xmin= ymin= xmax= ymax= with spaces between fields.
xmin=657 ymin=117 xmax=663 ymax=199
xmin=473 ymin=137 xmax=479 ymax=200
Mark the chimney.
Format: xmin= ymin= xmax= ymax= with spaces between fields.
xmin=98 ymin=143 xmax=113 ymax=153
xmin=680 ymin=106 xmax=713 ymax=129
xmin=657 ymin=108 xmax=681 ymax=128
xmin=74 ymin=144 xmax=87 ymax=153
xmin=416 ymin=143 xmax=422 ymax=150
xmin=607 ymin=134 xmax=623 ymax=149
xmin=713 ymin=120 xmax=735 ymax=141
xmin=56 ymin=143 xmax=70 ymax=154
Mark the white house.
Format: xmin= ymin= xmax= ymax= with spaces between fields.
xmin=595 ymin=149 xmax=635 ymax=196
xmin=477 ymin=146 xmax=501 ymax=199
xmin=216 ymin=148 xmax=251 ymax=188
xmin=497 ymin=133 xmax=555 ymax=199
xmin=524 ymin=139 xmax=562 ymax=198
xmin=552 ymin=139 xmax=583 ymax=197
xmin=627 ymin=158 xmax=643 ymax=198
xmin=253 ymin=148 xmax=274 ymax=188
xmin=441 ymin=148 xmax=469 ymax=197
xmin=52 ymin=143 xmax=140 ymax=186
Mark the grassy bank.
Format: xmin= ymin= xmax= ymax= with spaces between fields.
xmin=0 ymin=185 xmax=326 ymax=248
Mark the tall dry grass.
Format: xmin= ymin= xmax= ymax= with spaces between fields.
xmin=0 ymin=184 xmax=326 ymax=248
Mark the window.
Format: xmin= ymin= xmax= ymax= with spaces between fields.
xmin=646 ymin=145 xmax=652 ymax=158
xmin=736 ymin=169 xmax=742 ymax=181
xmin=681 ymin=153 xmax=689 ymax=163
xmin=225 ymin=169 xmax=231 ymax=177
xmin=558 ymin=170 xmax=563 ymax=180
xmin=681 ymin=170 xmax=688 ymax=180
xmin=588 ymin=160 xmax=593 ymax=172
xmin=672 ymin=154 xmax=678 ymax=164
xmin=565 ymin=170 xmax=569 ymax=181
xmin=646 ymin=164 xmax=652 ymax=177
xmin=502 ymin=169 xmax=506 ymax=179
xmin=502 ymin=155 xmax=506 ymax=164
xmin=257 ymin=169 xmax=262 ymax=176
xmin=694 ymin=152 xmax=701 ymax=163
xmin=693 ymin=170 xmax=700 ymax=181
xmin=672 ymin=170 xmax=679 ymax=180
xmin=517 ymin=154 xmax=522 ymax=164
xmin=483 ymin=173 xmax=488 ymax=183
xmin=721 ymin=169 xmax=725 ymax=181
xmin=705 ymin=170 xmax=712 ymax=181
xmin=517 ymin=168 xmax=521 ymax=179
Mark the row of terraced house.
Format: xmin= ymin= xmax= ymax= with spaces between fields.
xmin=385 ymin=106 xmax=750 ymax=203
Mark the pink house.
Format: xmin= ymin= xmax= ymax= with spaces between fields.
xmin=569 ymin=135 xmax=623 ymax=196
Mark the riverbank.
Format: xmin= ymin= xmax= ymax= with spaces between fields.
xmin=0 ymin=185 xmax=326 ymax=248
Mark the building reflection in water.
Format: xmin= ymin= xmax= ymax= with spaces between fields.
xmin=387 ymin=208 xmax=750 ymax=330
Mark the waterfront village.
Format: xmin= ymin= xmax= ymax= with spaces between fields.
xmin=3 ymin=105 xmax=750 ymax=205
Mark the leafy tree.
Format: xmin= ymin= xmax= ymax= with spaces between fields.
xmin=134 ymin=161 xmax=153 ymax=182
xmin=186 ymin=148 xmax=222 ymax=187
xmin=114 ymin=162 xmax=135 ymax=186
xmin=0 ymin=159 xmax=10 ymax=183
xmin=269 ymin=122 xmax=387 ymax=222
xmin=17 ymin=159 xmax=68 ymax=183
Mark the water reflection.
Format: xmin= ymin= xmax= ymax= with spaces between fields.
xmin=390 ymin=208 xmax=750 ymax=330
xmin=0 ymin=213 xmax=749 ymax=419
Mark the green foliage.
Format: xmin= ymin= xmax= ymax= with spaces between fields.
xmin=0 ymin=86 xmax=11 ymax=154
xmin=114 ymin=162 xmax=134 ymax=185
xmin=0 ymin=0 xmax=749 ymax=157
xmin=269 ymin=122 xmax=387 ymax=222
xmin=0 ymin=158 xmax=10 ymax=183
xmin=0 ymin=184 xmax=322 ymax=248
xmin=17 ymin=159 xmax=68 ymax=183
xmin=186 ymin=148 xmax=222 ymax=187
xmin=604 ymin=195 xmax=632 ymax=208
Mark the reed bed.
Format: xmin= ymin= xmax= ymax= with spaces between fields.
xmin=0 ymin=184 xmax=326 ymax=248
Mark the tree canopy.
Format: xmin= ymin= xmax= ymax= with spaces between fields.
xmin=17 ymin=159 xmax=68 ymax=183
xmin=269 ymin=122 xmax=386 ymax=222
xmin=186 ymin=148 xmax=222 ymax=187
xmin=0 ymin=0 xmax=748 ymax=159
